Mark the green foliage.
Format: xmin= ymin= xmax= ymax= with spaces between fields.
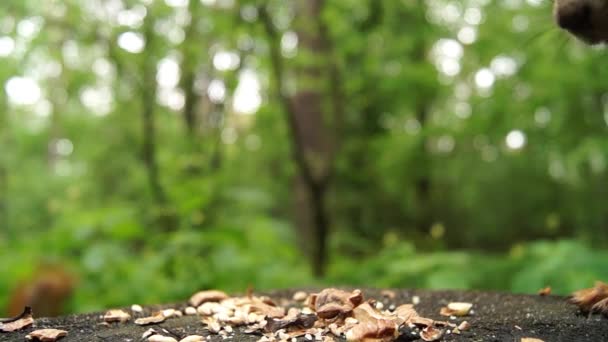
xmin=0 ymin=0 xmax=607 ymax=314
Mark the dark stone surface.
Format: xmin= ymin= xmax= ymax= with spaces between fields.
xmin=1 ymin=289 xmax=607 ymax=342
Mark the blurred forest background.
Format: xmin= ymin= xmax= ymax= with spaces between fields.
xmin=2 ymin=0 xmax=608 ymax=315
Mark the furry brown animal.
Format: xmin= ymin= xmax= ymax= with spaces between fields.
xmin=6 ymin=265 xmax=75 ymax=318
xmin=554 ymin=0 xmax=608 ymax=43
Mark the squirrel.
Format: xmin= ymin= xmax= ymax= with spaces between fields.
xmin=5 ymin=265 xmax=75 ymax=318
xmin=554 ymin=0 xmax=608 ymax=44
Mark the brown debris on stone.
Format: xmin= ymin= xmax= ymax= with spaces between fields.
xmin=345 ymin=302 xmax=398 ymax=341
xmin=309 ymin=288 xmax=363 ymax=320
xmin=380 ymin=290 xmax=396 ymax=300
xmin=135 ymin=312 xmax=166 ymax=325
xmin=420 ymin=325 xmax=444 ymax=342
xmin=393 ymin=304 xmax=419 ymax=325
xmin=439 ymin=302 xmax=472 ymax=317
xmin=266 ymin=309 xmax=317 ymax=332
xmin=537 ymin=287 xmax=551 ymax=296
xmin=179 ymin=336 xmax=205 ymax=342
xmin=25 ymin=329 xmax=67 ymax=341
xmin=189 ymin=290 xmax=229 ymax=307
xmin=0 ymin=306 xmax=34 ymax=332
xmin=103 ymin=309 xmax=131 ymax=323
xmin=147 ymin=335 xmax=178 ymax=342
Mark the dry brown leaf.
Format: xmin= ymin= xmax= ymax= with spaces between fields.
xmin=25 ymin=329 xmax=68 ymax=341
xmin=103 ymin=309 xmax=131 ymax=323
xmin=189 ymin=290 xmax=229 ymax=307
xmin=0 ymin=307 xmax=34 ymax=332
xmin=537 ymin=287 xmax=552 ymax=296
xmin=420 ymin=326 xmax=444 ymax=342
xmin=135 ymin=312 xmax=166 ymax=325
xmin=570 ymin=281 xmax=608 ymax=313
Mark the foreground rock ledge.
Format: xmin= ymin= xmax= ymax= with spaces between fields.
xmin=1 ymin=289 xmax=606 ymax=342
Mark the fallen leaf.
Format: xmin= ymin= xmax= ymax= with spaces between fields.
xmin=25 ymin=329 xmax=68 ymax=341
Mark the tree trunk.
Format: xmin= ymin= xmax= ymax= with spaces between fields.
xmin=260 ymin=0 xmax=342 ymax=277
xmin=140 ymin=20 xmax=176 ymax=231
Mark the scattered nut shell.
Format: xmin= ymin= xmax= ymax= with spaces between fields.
xmin=26 ymin=329 xmax=68 ymax=341
xmin=0 ymin=308 xmax=34 ymax=332
xmin=457 ymin=321 xmax=470 ymax=331
xmin=103 ymin=309 xmax=131 ymax=323
xmin=189 ymin=290 xmax=229 ymax=307
xmin=148 ymin=335 xmax=178 ymax=342
xmin=131 ymin=304 xmax=143 ymax=313
xmin=293 ymin=291 xmax=308 ymax=302
xmin=380 ymin=290 xmax=396 ymax=299
xmin=521 ymin=338 xmax=545 ymax=342
xmin=162 ymin=308 xmax=182 ymax=318
xmin=135 ymin=312 xmax=166 ymax=325
xmin=179 ymin=336 xmax=206 ymax=342
xmin=142 ymin=329 xmax=157 ymax=339
xmin=440 ymin=302 xmax=472 ymax=317
xmin=184 ymin=307 xmax=197 ymax=315
xmin=420 ymin=326 xmax=444 ymax=342
xmin=537 ymin=287 xmax=551 ymax=296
